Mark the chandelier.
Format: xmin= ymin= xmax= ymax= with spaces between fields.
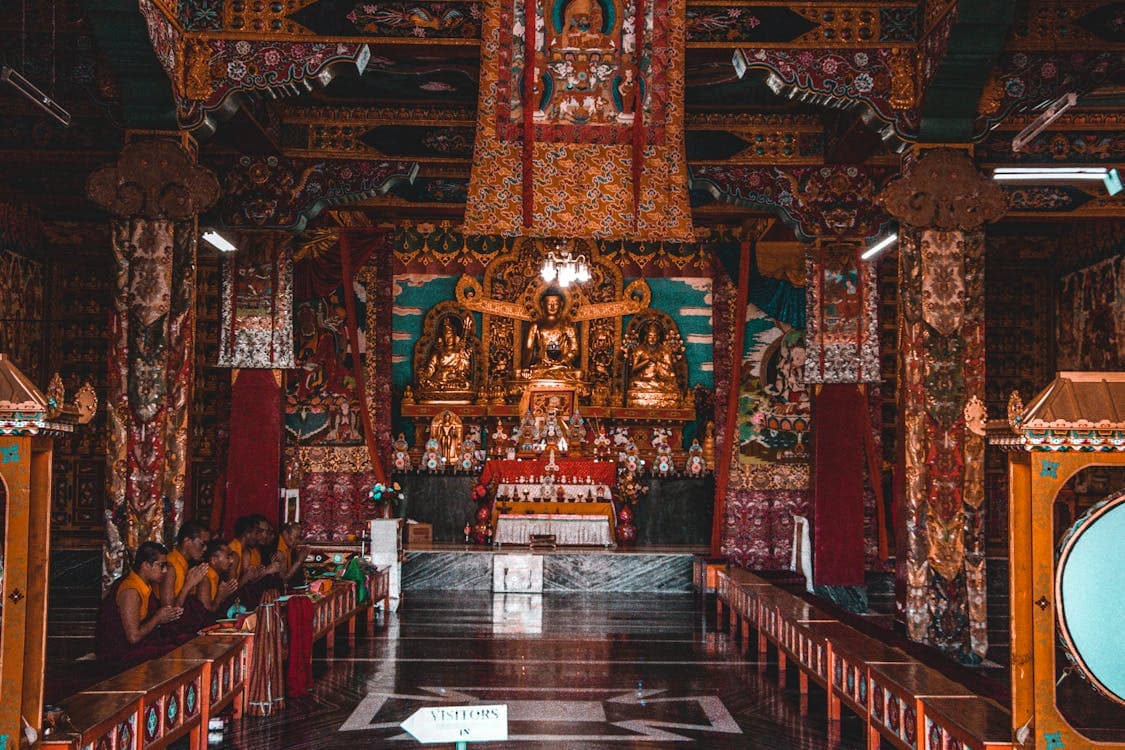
xmin=540 ymin=242 xmax=590 ymax=287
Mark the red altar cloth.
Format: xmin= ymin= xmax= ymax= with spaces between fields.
xmin=480 ymin=458 xmax=617 ymax=487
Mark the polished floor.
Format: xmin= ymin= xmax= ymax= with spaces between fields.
xmin=220 ymin=591 xmax=867 ymax=748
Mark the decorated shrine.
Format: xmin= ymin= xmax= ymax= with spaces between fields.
xmin=2 ymin=0 xmax=1125 ymax=745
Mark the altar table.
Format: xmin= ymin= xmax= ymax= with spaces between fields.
xmin=480 ymin=458 xmax=616 ymax=487
xmin=495 ymin=513 xmax=615 ymax=547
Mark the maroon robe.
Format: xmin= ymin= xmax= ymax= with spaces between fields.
xmin=94 ymin=577 xmax=188 ymax=670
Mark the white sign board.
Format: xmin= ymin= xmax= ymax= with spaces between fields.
xmin=401 ymin=705 xmax=508 ymax=744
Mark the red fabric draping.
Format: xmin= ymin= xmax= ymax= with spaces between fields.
xmin=810 ymin=384 xmax=866 ymax=586
xmin=480 ymin=459 xmax=617 ymax=487
xmin=339 ymin=233 xmax=387 ymax=484
xmin=285 ymin=595 xmax=314 ymax=698
xmin=224 ymin=369 xmax=283 ymax=538
xmin=292 ymin=229 xmax=391 ymax=302
xmin=246 ymin=591 xmax=285 ymax=716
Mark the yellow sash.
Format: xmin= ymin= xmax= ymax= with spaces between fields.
xmin=277 ymin=537 xmax=291 ymax=571
xmin=119 ymin=571 xmax=152 ymax=620
xmin=167 ymin=548 xmax=188 ymax=596
xmin=205 ymin=568 xmax=220 ymax=601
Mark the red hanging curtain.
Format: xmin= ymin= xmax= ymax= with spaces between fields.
xmin=810 ymin=384 xmax=866 ymax=585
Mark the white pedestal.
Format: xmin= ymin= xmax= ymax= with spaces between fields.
xmin=368 ymin=518 xmax=403 ymax=612
xmin=492 ymin=554 xmax=543 ymax=593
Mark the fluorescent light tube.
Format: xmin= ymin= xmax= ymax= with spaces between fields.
xmin=201 ymin=230 xmax=237 ymax=253
xmin=861 ymin=233 xmax=897 ymax=261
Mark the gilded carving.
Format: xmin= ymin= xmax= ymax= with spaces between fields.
xmin=183 ymin=39 xmax=213 ymax=101
xmin=879 ymin=148 xmax=1006 ymax=231
xmin=977 ymin=72 xmax=1003 ymax=117
xmin=1007 ymin=389 xmax=1024 ymax=431
xmin=223 ymin=0 xmax=314 ymax=36
xmin=296 ymin=445 xmax=373 ymax=474
xmin=888 ymin=48 xmax=915 ymax=111
xmin=414 ymin=237 xmax=686 ymax=415
xmin=46 ymin=373 xmax=65 ymax=418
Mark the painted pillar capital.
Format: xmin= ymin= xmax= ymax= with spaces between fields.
xmin=86 ymin=136 xmax=219 ymax=221
xmin=879 ymin=146 xmax=1006 ymax=231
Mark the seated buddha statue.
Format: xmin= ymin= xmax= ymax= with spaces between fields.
xmin=625 ymin=321 xmax=683 ymax=408
xmin=521 ymin=290 xmax=582 ymax=381
xmin=418 ymin=315 xmax=473 ymax=395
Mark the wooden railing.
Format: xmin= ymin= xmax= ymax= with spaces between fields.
xmin=714 ymin=566 xmax=1013 ymax=750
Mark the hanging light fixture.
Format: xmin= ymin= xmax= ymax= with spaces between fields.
xmin=540 ymin=241 xmax=590 ymax=287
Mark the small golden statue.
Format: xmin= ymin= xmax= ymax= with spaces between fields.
xmin=418 ymin=313 xmax=474 ymax=392
xmin=702 ymin=421 xmax=715 ymax=469
xmin=430 ymin=410 xmax=463 ymax=465
xmin=624 ymin=319 xmax=684 ymax=408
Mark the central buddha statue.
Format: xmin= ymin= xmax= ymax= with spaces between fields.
xmin=520 ymin=289 xmax=583 ymax=381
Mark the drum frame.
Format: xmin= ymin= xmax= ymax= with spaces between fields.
xmin=1054 ymin=489 xmax=1125 ymax=707
xmin=1009 ymin=450 xmax=1125 ymax=750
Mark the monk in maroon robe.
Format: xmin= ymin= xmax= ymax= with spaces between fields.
xmin=95 ymin=542 xmax=189 ymax=670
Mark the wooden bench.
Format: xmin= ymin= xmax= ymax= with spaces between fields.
xmin=364 ymin=567 xmax=391 ymax=635
xmin=867 ymin=662 xmax=976 ymax=750
xmin=816 ymin=623 xmax=915 ymax=743
xmin=78 ymin=655 xmax=209 ymax=749
xmin=692 ymin=555 xmax=728 ymax=595
xmin=39 ymin=691 xmax=143 ymax=750
xmin=921 ymin=696 xmax=1013 ymax=750
xmin=769 ymin=597 xmax=835 ymax=692
xmin=167 ymin=634 xmax=252 ymax=720
xmin=715 ymin=571 xmax=1014 ymax=750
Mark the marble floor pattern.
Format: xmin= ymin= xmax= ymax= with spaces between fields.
xmin=219 ymin=591 xmax=867 ymax=749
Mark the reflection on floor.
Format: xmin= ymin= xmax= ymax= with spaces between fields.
xmin=219 ymin=591 xmax=867 ymax=748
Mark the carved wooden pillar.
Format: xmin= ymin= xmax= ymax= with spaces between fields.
xmin=87 ymin=136 xmax=219 ymax=581
xmin=880 ymin=147 xmax=1006 ymax=660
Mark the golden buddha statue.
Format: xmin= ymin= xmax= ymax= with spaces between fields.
xmin=418 ymin=314 xmax=474 ymax=395
xmin=625 ymin=320 xmax=683 ymax=408
xmin=521 ymin=290 xmax=581 ymax=380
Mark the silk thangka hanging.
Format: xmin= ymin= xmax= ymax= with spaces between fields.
xmin=218 ymin=234 xmax=295 ymax=369
xmin=804 ymin=242 xmax=880 ymax=384
xmin=463 ymin=0 xmax=693 ymax=240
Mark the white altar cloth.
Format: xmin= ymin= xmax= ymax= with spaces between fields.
xmin=495 ymin=514 xmax=614 ymax=547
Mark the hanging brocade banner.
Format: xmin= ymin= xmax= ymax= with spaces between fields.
xmin=218 ymin=233 xmax=296 ymax=369
xmin=463 ymin=0 xmax=693 ymax=241
xmin=804 ymin=241 xmax=880 ymax=384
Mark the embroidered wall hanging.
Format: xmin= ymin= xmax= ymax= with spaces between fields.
xmin=463 ymin=0 xmax=693 ymax=240
xmin=218 ymin=234 xmax=296 ymax=369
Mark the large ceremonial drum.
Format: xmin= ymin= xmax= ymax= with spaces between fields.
xmin=1055 ymin=490 xmax=1125 ymax=704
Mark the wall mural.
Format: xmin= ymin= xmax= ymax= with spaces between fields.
xmin=285 ymin=284 xmax=366 ymax=445
xmin=738 ymin=309 xmax=809 ymax=466
xmin=1057 ymin=254 xmax=1124 ymax=371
